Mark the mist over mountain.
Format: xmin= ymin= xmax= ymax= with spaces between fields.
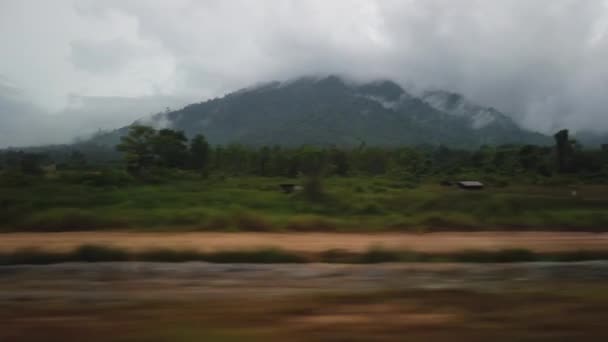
xmin=89 ymin=76 xmax=550 ymax=148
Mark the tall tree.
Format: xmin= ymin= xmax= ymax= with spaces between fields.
xmin=189 ymin=134 xmax=210 ymax=175
xmin=330 ymin=148 xmax=350 ymax=176
xmin=152 ymin=129 xmax=188 ymax=168
xmin=116 ymin=125 xmax=156 ymax=175
xmin=554 ymin=129 xmax=573 ymax=173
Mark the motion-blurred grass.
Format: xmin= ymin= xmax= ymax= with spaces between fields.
xmin=3 ymin=244 xmax=608 ymax=265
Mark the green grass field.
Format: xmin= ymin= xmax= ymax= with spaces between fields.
xmin=2 ymin=172 xmax=608 ymax=232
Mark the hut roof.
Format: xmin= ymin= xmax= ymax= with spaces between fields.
xmin=457 ymin=181 xmax=484 ymax=188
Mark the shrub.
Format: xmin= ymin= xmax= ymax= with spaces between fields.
xmin=203 ymin=249 xmax=304 ymax=263
xmin=72 ymin=244 xmax=130 ymax=262
xmin=18 ymin=208 xmax=119 ymax=231
xmin=232 ymin=211 xmax=274 ymax=231
xmin=0 ymin=248 xmax=66 ymax=265
xmin=548 ymin=250 xmax=608 ymax=262
xmin=302 ymin=175 xmax=325 ymax=201
xmin=137 ymin=249 xmax=204 ymax=262
xmin=419 ymin=212 xmax=479 ymax=230
xmin=59 ymin=170 xmax=133 ymax=187
xmin=355 ymin=202 xmax=384 ymax=215
xmin=284 ymin=215 xmax=339 ymax=232
xmin=0 ymin=170 xmax=33 ymax=187
xmin=358 ymin=247 xmax=401 ymax=263
xmin=320 ymin=249 xmax=357 ymax=263
xmin=451 ymin=249 xmax=538 ymax=263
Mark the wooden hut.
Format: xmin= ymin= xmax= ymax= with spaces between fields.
xmin=457 ymin=181 xmax=484 ymax=190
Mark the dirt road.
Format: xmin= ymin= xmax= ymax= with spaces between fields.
xmin=3 ymin=261 xmax=608 ymax=341
xmin=1 ymin=231 xmax=608 ymax=253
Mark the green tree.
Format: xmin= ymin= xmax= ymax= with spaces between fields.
xmin=330 ymin=148 xmax=350 ymax=176
xmin=554 ymin=129 xmax=573 ymax=173
xmin=152 ymin=129 xmax=188 ymax=168
xmin=257 ymin=146 xmax=271 ymax=176
xmin=116 ymin=125 xmax=156 ymax=175
xmin=20 ymin=153 xmax=44 ymax=175
xmin=189 ymin=134 xmax=210 ymax=175
xmin=297 ymin=147 xmax=328 ymax=201
xmin=68 ymin=150 xmax=87 ymax=169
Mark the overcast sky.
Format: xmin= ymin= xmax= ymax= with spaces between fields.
xmin=1 ymin=0 xmax=608 ymax=147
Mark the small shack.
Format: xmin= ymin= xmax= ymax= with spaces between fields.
xmin=457 ymin=181 xmax=484 ymax=190
xmin=279 ymin=183 xmax=302 ymax=194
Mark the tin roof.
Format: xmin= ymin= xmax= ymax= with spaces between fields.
xmin=457 ymin=181 xmax=484 ymax=187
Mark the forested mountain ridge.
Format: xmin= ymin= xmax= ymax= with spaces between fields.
xmin=89 ymin=75 xmax=549 ymax=148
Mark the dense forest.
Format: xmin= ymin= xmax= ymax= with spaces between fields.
xmin=1 ymin=126 xmax=607 ymax=185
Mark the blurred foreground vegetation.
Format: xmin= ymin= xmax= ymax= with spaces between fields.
xmin=3 ymin=244 xmax=608 ymax=265
xmin=3 ymin=281 xmax=608 ymax=341
xmin=2 ymin=127 xmax=608 ymax=231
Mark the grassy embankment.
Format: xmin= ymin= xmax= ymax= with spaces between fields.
xmin=2 ymin=172 xmax=608 ymax=231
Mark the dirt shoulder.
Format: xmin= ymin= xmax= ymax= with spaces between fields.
xmin=1 ymin=231 xmax=608 ymax=253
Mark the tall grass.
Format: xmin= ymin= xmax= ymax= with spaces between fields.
xmin=3 ymin=174 xmax=608 ymax=231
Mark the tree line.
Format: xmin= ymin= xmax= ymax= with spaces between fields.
xmin=112 ymin=126 xmax=608 ymax=180
xmin=1 ymin=126 xmax=607 ymax=182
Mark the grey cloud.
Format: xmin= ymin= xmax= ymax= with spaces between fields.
xmin=2 ymin=0 xmax=608 ymax=147
xmin=0 ymin=83 xmax=189 ymax=147
xmin=69 ymin=39 xmax=140 ymax=73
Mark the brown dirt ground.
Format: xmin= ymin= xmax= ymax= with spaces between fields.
xmin=1 ymin=231 xmax=608 ymax=253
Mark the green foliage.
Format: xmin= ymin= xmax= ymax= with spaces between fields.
xmin=3 ymin=174 xmax=608 ymax=232
xmin=17 ymin=208 xmax=121 ymax=231
xmin=358 ymin=247 xmax=403 ymax=263
xmin=59 ymin=169 xmax=133 ymax=187
xmin=202 ymin=249 xmax=304 ymax=263
xmin=189 ymin=134 xmax=210 ymax=174
xmin=153 ymin=128 xmax=189 ymax=168
xmin=0 ymin=170 xmax=33 ymax=187
xmin=2 ymin=128 xmax=608 ymax=232
xmin=450 ymin=249 xmax=538 ymax=263
xmin=116 ymin=125 xmax=157 ymax=175
xmin=73 ymin=244 xmax=130 ymax=262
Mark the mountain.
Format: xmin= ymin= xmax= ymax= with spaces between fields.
xmin=89 ymin=76 xmax=550 ymax=148
xmin=419 ymin=90 xmax=548 ymax=146
xmin=574 ymin=131 xmax=608 ymax=149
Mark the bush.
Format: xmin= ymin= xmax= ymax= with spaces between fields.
xmin=137 ymin=249 xmax=205 ymax=262
xmin=355 ymin=203 xmax=384 ymax=215
xmin=358 ymin=248 xmax=401 ymax=263
xmin=419 ymin=212 xmax=479 ymax=230
xmin=73 ymin=244 xmax=130 ymax=262
xmin=284 ymin=215 xmax=339 ymax=232
xmin=0 ymin=170 xmax=33 ymax=187
xmin=0 ymin=248 xmax=66 ymax=265
xmin=18 ymin=208 xmax=120 ymax=231
xmin=232 ymin=211 xmax=274 ymax=231
xmin=320 ymin=249 xmax=357 ymax=263
xmin=450 ymin=249 xmax=538 ymax=263
xmin=60 ymin=169 xmax=133 ymax=187
xmin=203 ymin=249 xmax=304 ymax=263
xmin=302 ymin=176 xmax=325 ymax=201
